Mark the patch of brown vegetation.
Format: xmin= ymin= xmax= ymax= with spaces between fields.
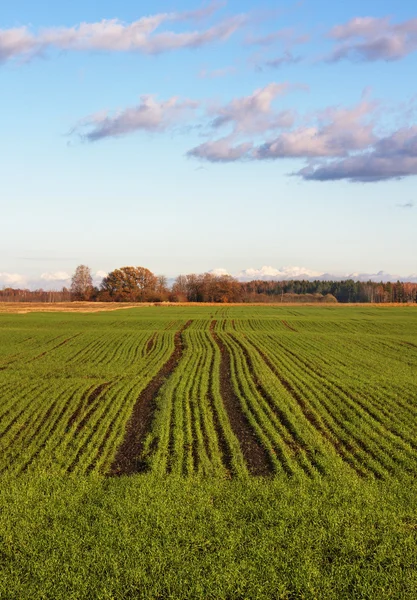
xmin=1 ymin=301 xmax=416 ymax=314
xmin=0 ymin=302 xmax=152 ymax=314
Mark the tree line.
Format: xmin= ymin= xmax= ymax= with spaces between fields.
xmin=1 ymin=264 xmax=417 ymax=303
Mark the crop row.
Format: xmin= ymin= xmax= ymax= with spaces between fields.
xmin=0 ymin=307 xmax=416 ymax=478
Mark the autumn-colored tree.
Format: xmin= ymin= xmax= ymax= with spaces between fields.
xmin=171 ymin=272 xmax=242 ymax=303
xmin=100 ymin=266 xmax=157 ymax=302
xmin=70 ymin=265 xmax=93 ymax=301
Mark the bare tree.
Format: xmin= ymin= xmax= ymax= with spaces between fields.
xmin=71 ymin=265 xmax=93 ymax=301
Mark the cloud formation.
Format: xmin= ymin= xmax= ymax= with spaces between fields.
xmin=0 ymin=3 xmax=244 ymax=63
xmin=0 ymin=272 xmax=26 ymax=286
xmin=327 ymin=16 xmax=417 ymax=62
xmin=246 ymin=27 xmax=309 ymax=48
xmin=234 ymin=266 xmax=417 ymax=283
xmin=188 ymin=94 xmax=376 ymax=164
xmin=237 ymin=265 xmax=322 ymax=280
xmin=209 ymin=82 xmax=299 ymax=134
xmin=187 ymin=90 xmax=417 ymax=182
xmin=75 ymin=95 xmax=199 ymax=141
xmin=296 ymin=126 xmax=417 ymax=182
xmin=262 ymin=51 xmax=301 ymax=69
xmin=188 ymin=136 xmax=253 ymax=162
xmin=255 ymin=98 xmax=376 ymax=159
xmin=40 ymin=271 xmax=71 ymax=282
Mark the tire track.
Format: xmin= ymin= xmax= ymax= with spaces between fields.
xmin=247 ymin=336 xmax=368 ymax=477
xmin=210 ymin=321 xmax=272 ymax=477
xmin=282 ymin=320 xmax=297 ymax=332
xmin=109 ymin=320 xmax=192 ymax=476
xmin=207 ymin=349 xmax=234 ymax=476
xmin=231 ymin=334 xmax=324 ymax=476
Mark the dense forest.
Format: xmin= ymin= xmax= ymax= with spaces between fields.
xmin=1 ymin=264 xmax=417 ymax=303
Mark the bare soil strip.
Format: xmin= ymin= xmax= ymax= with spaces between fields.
xmin=282 ymin=320 xmax=297 ymax=332
xmin=146 ymin=333 xmax=157 ymax=355
xmin=249 ymin=338 xmax=367 ymax=477
xmin=109 ymin=320 xmax=193 ymax=476
xmin=231 ymin=334 xmax=324 ymax=475
xmin=210 ymin=321 xmax=272 ymax=476
xmin=206 ymin=351 xmax=234 ymax=476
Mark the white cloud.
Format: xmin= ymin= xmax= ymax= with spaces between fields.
xmin=233 ymin=266 xmax=417 ymax=283
xmin=255 ymin=97 xmax=376 ymax=159
xmin=209 ymin=82 xmax=300 ymax=134
xmin=75 ymin=94 xmax=199 ymax=141
xmin=327 ymin=16 xmax=417 ymax=62
xmin=236 ymin=265 xmax=322 ymax=281
xmin=40 ymin=271 xmax=71 ymax=282
xmin=187 ymin=136 xmax=253 ymax=162
xmin=208 ymin=267 xmax=230 ymax=276
xmin=0 ymin=5 xmax=245 ymax=64
xmin=0 ymin=272 xmax=26 ymax=286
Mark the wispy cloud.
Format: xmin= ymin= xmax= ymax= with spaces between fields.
xmin=187 ymin=89 xmax=417 ymax=182
xmin=74 ymin=95 xmax=199 ymax=142
xmin=255 ymin=97 xmax=377 ymax=159
xmin=187 ymin=136 xmax=253 ymax=162
xmin=198 ymin=65 xmax=236 ymax=78
xmin=245 ymin=27 xmax=309 ymax=48
xmin=261 ymin=51 xmax=302 ymax=70
xmin=73 ymin=80 xmax=417 ymax=184
xmin=186 ymin=82 xmax=304 ymax=162
xmin=327 ymin=16 xmax=417 ymax=62
xmin=208 ymin=82 xmax=301 ymax=134
xmin=297 ymin=126 xmax=417 ymax=182
xmin=0 ymin=3 xmax=246 ymax=64
xmin=246 ymin=26 xmax=308 ymax=72
xmin=188 ymin=92 xmax=376 ymax=165
xmin=397 ymin=201 xmax=414 ymax=209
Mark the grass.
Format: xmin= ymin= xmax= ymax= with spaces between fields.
xmin=1 ymin=471 xmax=416 ymax=600
xmin=1 ymin=305 xmax=417 ymax=598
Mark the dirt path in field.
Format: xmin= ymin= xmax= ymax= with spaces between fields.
xmin=146 ymin=333 xmax=157 ymax=355
xmin=282 ymin=320 xmax=297 ymax=332
xmin=109 ymin=320 xmax=192 ymax=476
xmin=230 ymin=334 xmax=324 ymax=476
xmin=210 ymin=321 xmax=272 ymax=476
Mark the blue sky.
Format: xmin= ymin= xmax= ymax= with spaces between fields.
xmin=1 ymin=0 xmax=416 ymax=288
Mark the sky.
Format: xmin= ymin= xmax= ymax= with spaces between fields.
xmin=1 ymin=0 xmax=417 ymax=289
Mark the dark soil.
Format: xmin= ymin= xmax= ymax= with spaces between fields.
xmin=230 ymin=334 xmax=325 ymax=475
xmin=210 ymin=321 xmax=272 ymax=476
xmin=146 ymin=333 xmax=157 ymax=354
xmin=282 ymin=320 xmax=297 ymax=332
xmin=74 ymin=383 xmax=111 ymax=433
xmin=251 ymin=338 xmax=367 ymax=477
xmin=109 ymin=320 xmax=192 ymax=476
xmin=206 ymin=347 xmax=234 ymax=476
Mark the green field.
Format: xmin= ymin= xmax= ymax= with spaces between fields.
xmin=1 ymin=306 xmax=416 ymax=598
